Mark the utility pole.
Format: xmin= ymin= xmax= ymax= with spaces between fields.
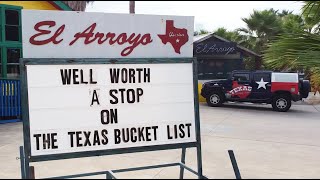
xmin=130 ymin=1 xmax=135 ymax=14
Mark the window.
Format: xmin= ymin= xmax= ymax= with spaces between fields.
xmin=7 ymin=48 xmax=20 ymax=78
xmin=198 ymin=59 xmax=227 ymax=80
xmin=0 ymin=5 xmax=22 ymax=79
xmin=254 ymin=73 xmax=271 ymax=82
xmin=272 ymin=73 xmax=298 ymax=83
xmin=233 ymin=73 xmax=250 ymax=82
xmin=5 ymin=9 xmax=20 ymax=41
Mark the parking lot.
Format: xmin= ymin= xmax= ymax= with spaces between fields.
xmin=1 ymin=102 xmax=320 ymax=179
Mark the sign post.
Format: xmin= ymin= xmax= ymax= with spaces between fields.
xmin=20 ymin=10 xmax=206 ymax=179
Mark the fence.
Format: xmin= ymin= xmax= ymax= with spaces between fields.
xmin=0 ymin=79 xmax=21 ymax=123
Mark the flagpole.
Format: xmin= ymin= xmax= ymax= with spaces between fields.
xmin=130 ymin=1 xmax=135 ymax=14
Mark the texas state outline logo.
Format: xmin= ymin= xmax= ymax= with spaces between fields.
xmin=158 ymin=20 xmax=189 ymax=54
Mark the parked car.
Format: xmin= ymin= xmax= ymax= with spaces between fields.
xmin=201 ymin=70 xmax=311 ymax=112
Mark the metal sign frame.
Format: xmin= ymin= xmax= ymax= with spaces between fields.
xmin=19 ymin=58 xmax=205 ymax=179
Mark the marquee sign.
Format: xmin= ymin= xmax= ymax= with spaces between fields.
xmin=20 ymin=10 xmax=205 ymax=179
xmin=20 ymin=10 xmax=202 ymax=169
xmin=21 ymin=10 xmax=194 ymax=58
xmin=23 ymin=61 xmax=197 ymax=157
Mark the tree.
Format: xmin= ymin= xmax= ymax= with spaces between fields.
xmin=213 ymin=27 xmax=255 ymax=49
xmin=302 ymin=1 xmax=320 ymax=32
xmin=264 ymin=32 xmax=320 ymax=69
xmin=235 ymin=9 xmax=285 ymax=69
xmin=278 ymin=10 xmax=293 ymax=18
xmin=281 ymin=14 xmax=308 ymax=33
xmin=214 ymin=27 xmax=237 ymax=40
xmin=199 ymin=29 xmax=209 ymax=35
xmin=62 ymin=1 xmax=94 ymax=11
xmin=194 ymin=29 xmax=210 ymax=36
xmin=237 ymin=9 xmax=284 ymax=54
xmin=264 ymin=1 xmax=320 ymax=92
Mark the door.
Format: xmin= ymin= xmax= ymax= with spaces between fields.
xmin=228 ymin=72 xmax=252 ymax=100
xmin=251 ymin=72 xmax=272 ymax=100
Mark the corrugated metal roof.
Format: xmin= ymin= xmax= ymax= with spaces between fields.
xmin=193 ymin=34 xmax=211 ymax=42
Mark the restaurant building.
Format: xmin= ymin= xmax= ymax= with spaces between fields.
xmin=0 ymin=1 xmax=73 ymax=79
xmin=0 ymin=1 xmax=77 ymax=123
xmin=193 ymin=33 xmax=261 ymax=101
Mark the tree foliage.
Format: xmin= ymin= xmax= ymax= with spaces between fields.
xmin=62 ymin=1 xmax=94 ymax=11
xmin=264 ymin=1 xmax=320 ymax=91
xmin=194 ymin=29 xmax=210 ymax=36
xmin=302 ymin=1 xmax=320 ymax=32
xmin=194 ymin=2 xmax=320 ymax=91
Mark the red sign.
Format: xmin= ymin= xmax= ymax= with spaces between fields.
xmin=23 ymin=10 xmax=194 ymax=58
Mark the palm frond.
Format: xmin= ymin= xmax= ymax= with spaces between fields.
xmin=264 ymin=31 xmax=320 ymax=70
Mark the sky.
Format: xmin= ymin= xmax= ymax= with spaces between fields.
xmin=85 ymin=1 xmax=304 ymax=32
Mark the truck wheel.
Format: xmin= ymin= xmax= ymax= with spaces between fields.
xmin=206 ymin=92 xmax=224 ymax=107
xmin=299 ymin=80 xmax=311 ymax=98
xmin=272 ymin=95 xmax=291 ymax=112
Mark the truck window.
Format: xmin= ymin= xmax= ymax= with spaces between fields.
xmin=233 ymin=73 xmax=250 ymax=82
xmin=254 ymin=73 xmax=271 ymax=82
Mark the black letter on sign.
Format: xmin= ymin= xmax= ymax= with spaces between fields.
xmin=110 ymin=68 xmax=120 ymax=83
xmin=73 ymin=69 xmax=79 ymax=84
xmin=51 ymin=133 xmax=58 ymax=149
xmin=127 ymin=89 xmax=135 ymax=103
xmin=68 ymin=132 xmax=75 ymax=147
xmin=179 ymin=124 xmax=185 ymax=138
xmin=90 ymin=69 xmax=97 ymax=84
xmin=114 ymin=129 xmax=121 ymax=144
xmin=152 ymin=126 xmax=158 ymax=140
xmin=119 ymin=88 xmax=126 ymax=103
xmin=60 ymin=69 xmax=72 ymax=85
xmin=76 ymin=131 xmax=83 ymax=147
xmin=33 ymin=134 xmax=41 ymax=150
xmin=138 ymin=127 xmax=145 ymax=141
xmin=167 ymin=125 xmax=173 ymax=140
xmin=121 ymin=68 xmax=128 ymax=83
xmin=101 ymin=109 xmax=118 ymax=125
xmin=109 ymin=89 xmax=118 ymax=104
xmin=83 ymin=131 xmax=92 ymax=146
xmin=144 ymin=68 xmax=150 ymax=82
xmin=93 ymin=130 xmax=101 ymax=146
xmin=43 ymin=134 xmax=51 ymax=150
xmin=137 ymin=88 xmax=143 ymax=102
xmin=91 ymin=90 xmax=100 ymax=106
xmin=101 ymin=129 xmax=109 ymax=145
xmin=185 ymin=123 xmax=192 ymax=138
xmin=80 ymin=70 xmax=88 ymax=84
xmin=131 ymin=128 xmax=137 ymax=143
xmin=129 ymin=69 xmax=135 ymax=83
xmin=145 ymin=127 xmax=152 ymax=142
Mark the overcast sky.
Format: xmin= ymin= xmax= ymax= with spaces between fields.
xmin=86 ymin=1 xmax=304 ymax=32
